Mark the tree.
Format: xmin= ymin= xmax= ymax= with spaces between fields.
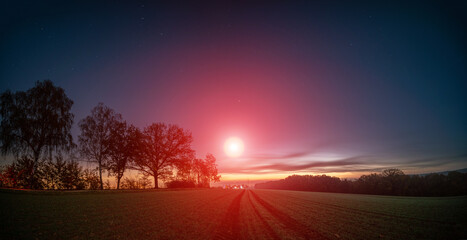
xmin=138 ymin=176 xmax=152 ymax=189
xmin=82 ymin=168 xmax=100 ymax=190
xmin=78 ymin=103 xmax=122 ymax=190
xmin=107 ymin=122 xmax=140 ymax=189
xmin=131 ymin=123 xmax=194 ymax=189
xmin=61 ymin=159 xmax=86 ymax=190
xmin=42 ymin=153 xmax=85 ymax=190
xmin=194 ymin=154 xmax=221 ymax=187
xmin=203 ymin=153 xmax=221 ymax=187
xmin=381 ymin=168 xmax=405 ymax=177
xmin=166 ymin=180 xmax=196 ymax=188
xmin=172 ymin=156 xmax=197 ymax=182
xmin=381 ymin=168 xmax=405 ymax=195
xmin=42 ymin=155 xmax=66 ymax=189
xmin=121 ymin=177 xmax=139 ymax=189
xmin=0 ymin=80 xmax=74 ymax=188
xmin=120 ymin=175 xmax=152 ymax=189
xmin=174 ymin=153 xmax=221 ymax=188
xmin=0 ymin=165 xmax=9 ymax=187
xmin=192 ymin=158 xmax=204 ymax=186
xmin=3 ymin=156 xmax=42 ymax=189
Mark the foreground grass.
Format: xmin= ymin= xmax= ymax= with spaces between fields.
xmin=0 ymin=189 xmax=466 ymax=239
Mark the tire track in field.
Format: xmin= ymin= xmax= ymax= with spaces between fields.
xmin=185 ymin=190 xmax=238 ymax=217
xmin=284 ymin=194 xmax=458 ymax=225
xmin=212 ymin=190 xmax=245 ymax=240
xmin=250 ymin=190 xmax=328 ymax=239
xmin=246 ymin=190 xmax=281 ymax=240
xmin=210 ymin=190 xmax=237 ymax=202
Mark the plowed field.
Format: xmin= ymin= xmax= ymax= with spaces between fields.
xmin=1 ymin=189 xmax=466 ymax=239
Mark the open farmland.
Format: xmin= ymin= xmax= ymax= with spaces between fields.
xmin=1 ymin=189 xmax=466 ymax=239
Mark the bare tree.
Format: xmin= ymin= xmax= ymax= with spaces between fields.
xmin=107 ymin=121 xmax=141 ymax=189
xmin=131 ymin=123 xmax=194 ymax=189
xmin=0 ymin=80 xmax=74 ymax=188
xmin=382 ymin=168 xmax=405 ymax=177
xmin=78 ymin=103 xmax=121 ymax=190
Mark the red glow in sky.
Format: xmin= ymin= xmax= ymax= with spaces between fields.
xmin=2 ymin=1 xmax=466 ymax=184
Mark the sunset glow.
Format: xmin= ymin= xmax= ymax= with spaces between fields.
xmin=1 ymin=1 xmax=466 ymax=186
xmin=1 ymin=2 xmax=466 ymax=239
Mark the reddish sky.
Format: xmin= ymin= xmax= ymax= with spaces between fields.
xmin=1 ymin=1 xmax=466 ymax=185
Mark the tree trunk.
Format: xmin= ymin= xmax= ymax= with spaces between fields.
xmin=154 ymin=174 xmax=159 ymax=189
xmin=117 ymin=176 xmax=121 ymax=190
xmin=98 ymin=160 xmax=103 ymax=190
xmin=30 ymin=151 xmax=40 ymax=189
xmin=30 ymin=162 xmax=36 ymax=189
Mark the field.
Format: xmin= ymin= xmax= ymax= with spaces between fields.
xmin=1 ymin=189 xmax=466 ymax=239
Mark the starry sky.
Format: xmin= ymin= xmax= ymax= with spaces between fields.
xmin=1 ymin=0 xmax=466 ymax=183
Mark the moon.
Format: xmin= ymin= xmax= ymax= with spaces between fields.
xmin=224 ymin=137 xmax=244 ymax=158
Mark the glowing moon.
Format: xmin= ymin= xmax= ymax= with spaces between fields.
xmin=224 ymin=137 xmax=244 ymax=158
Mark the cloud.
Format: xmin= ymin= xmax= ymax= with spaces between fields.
xmin=221 ymin=156 xmax=372 ymax=174
xmin=390 ymin=153 xmax=467 ymax=170
xmin=404 ymin=153 xmax=467 ymax=165
xmin=247 ymin=152 xmax=311 ymax=160
xmin=243 ymin=140 xmax=340 ymax=162
xmin=248 ymin=156 xmax=369 ymax=171
xmin=219 ymin=152 xmax=467 ymax=174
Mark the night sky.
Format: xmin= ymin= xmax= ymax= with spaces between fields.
xmin=1 ymin=1 xmax=466 ymax=183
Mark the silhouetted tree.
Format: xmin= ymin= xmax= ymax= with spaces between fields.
xmin=380 ymin=168 xmax=405 ymax=195
xmin=82 ymin=168 xmax=100 ymax=190
xmin=0 ymin=166 xmax=7 ymax=187
xmin=131 ymin=123 xmax=194 ymax=189
xmin=166 ymin=179 xmax=196 ymax=188
xmin=255 ymin=169 xmax=467 ymax=197
xmin=61 ymin=160 xmax=85 ymax=190
xmin=165 ymin=153 xmax=221 ymax=188
xmin=42 ymin=156 xmax=64 ymax=189
xmin=78 ymin=103 xmax=122 ymax=190
xmin=120 ymin=175 xmax=152 ymax=189
xmin=191 ymin=158 xmax=204 ymax=186
xmin=172 ymin=156 xmax=197 ymax=182
xmin=138 ymin=176 xmax=152 ymax=189
xmin=121 ymin=177 xmax=139 ymax=189
xmin=381 ymin=168 xmax=405 ymax=177
xmin=107 ymin=121 xmax=140 ymax=189
xmin=2 ymin=156 xmax=42 ymax=189
xmin=0 ymin=80 xmax=74 ymax=188
xmin=198 ymin=153 xmax=221 ymax=187
xmin=43 ymin=154 xmax=85 ymax=190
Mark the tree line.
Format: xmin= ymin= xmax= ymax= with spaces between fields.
xmin=0 ymin=80 xmax=220 ymax=190
xmin=255 ymin=168 xmax=467 ymax=196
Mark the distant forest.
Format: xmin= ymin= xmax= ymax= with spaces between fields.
xmin=255 ymin=169 xmax=467 ymax=197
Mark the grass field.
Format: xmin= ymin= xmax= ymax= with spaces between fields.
xmin=1 ymin=189 xmax=466 ymax=239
